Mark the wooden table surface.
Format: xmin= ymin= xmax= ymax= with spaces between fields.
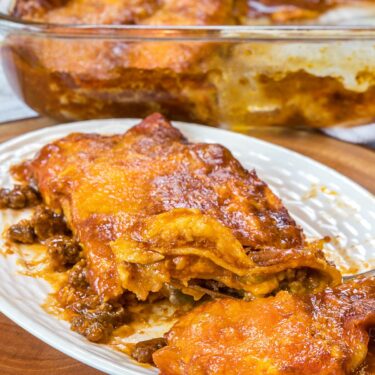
xmin=0 ymin=117 xmax=374 ymax=375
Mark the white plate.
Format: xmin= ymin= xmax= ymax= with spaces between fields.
xmin=0 ymin=119 xmax=374 ymax=375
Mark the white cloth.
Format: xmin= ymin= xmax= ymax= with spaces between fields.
xmin=323 ymin=125 xmax=375 ymax=148
xmin=0 ymin=64 xmax=37 ymax=123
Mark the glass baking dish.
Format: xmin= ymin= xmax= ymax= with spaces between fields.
xmin=2 ymin=0 xmax=375 ymax=130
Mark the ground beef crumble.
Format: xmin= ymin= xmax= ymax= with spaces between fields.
xmin=2 ymin=184 xmax=163 ymax=358
xmin=58 ymin=260 xmax=129 ymax=343
xmin=7 ymin=219 xmax=36 ymax=244
xmin=31 ymin=205 xmax=70 ymax=240
xmin=131 ymin=338 xmax=167 ymax=364
xmin=0 ymin=185 xmax=41 ymax=209
xmin=46 ymin=235 xmax=81 ymax=271
xmin=7 ymin=205 xmax=74 ymax=270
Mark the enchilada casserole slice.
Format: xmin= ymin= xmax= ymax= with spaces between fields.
xmin=154 ymin=276 xmax=375 ymax=375
xmin=6 ymin=113 xmax=340 ymax=343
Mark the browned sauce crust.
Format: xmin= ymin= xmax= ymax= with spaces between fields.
xmin=154 ymin=276 xmax=375 ymax=374
xmin=9 ymin=113 xmax=341 ymax=302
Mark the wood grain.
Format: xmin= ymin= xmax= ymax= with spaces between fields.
xmin=0 ymin=117 xmax=374 ymax=375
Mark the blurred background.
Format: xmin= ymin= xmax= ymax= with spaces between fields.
xmin=0 ymin=64 xmax=35 ymax=122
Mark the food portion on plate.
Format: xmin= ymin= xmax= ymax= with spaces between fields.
xmin=1 ymin=114 xmax=374 ymax=374
xmin=4 ymin=0 xmax=375 ymax=128
xmin=10 ymin=113 xmax=340 ymax=301
xmin=154 ymin=276 xmax=375 ymax=374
